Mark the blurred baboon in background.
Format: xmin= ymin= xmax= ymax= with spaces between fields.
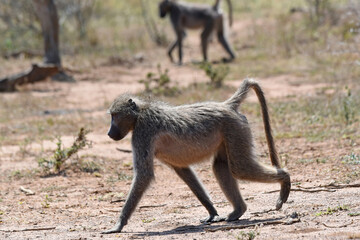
xmin=159 ymin=0 xmax=236 ymax=64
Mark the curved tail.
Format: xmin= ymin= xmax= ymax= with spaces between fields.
xmin=225 ymin=78 xmax=280 ymax=168
xmin=213 ymin=0 xmax=233 ymax=27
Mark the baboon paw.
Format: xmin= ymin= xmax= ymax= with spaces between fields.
xmin=225 ymin=215 xmax=240 ymax=222
xmin=200 ymin=215 xmax=225 ymax=223
xmin=277 ymin=180 xmax=290 ymax=210
xmin=225 ymin=209 xmax=245 ymax=222
xmin=101 ymin=223 xmax=124 ymax=234
xmin=276 ymin=199 xmax=284 ymax=210
xmin=101 ymin=229 xmax=122 ymax=234
xmin=221 ymin=57 xmax=234 ymax=63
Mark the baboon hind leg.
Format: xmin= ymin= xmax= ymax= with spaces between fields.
xmin=167 ymin=40 xmax=177 ymax=63
xmin=225 ymin=132 xmax=291 ymax=210
xmin=173 ymin=166 xmax=223 ymax=223
xmin=213 ymin=144 xmax=247 ymax=221
xmin=216 ymin=17 xmax=236 ymax=61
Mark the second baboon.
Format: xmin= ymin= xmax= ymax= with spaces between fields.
xmin=159 ymin=0 xmax=236 ymax=64
xmin=102 ymin=78 xmax=291 ymax=234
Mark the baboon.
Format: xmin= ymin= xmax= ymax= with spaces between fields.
xmin=102 ymin=78 xmax=291 ymax=234
xmin=159 ymin=0 xmax=236 ymax=64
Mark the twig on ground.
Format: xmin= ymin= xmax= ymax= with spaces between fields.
xmin=178 ymin=201 xmax=228 ymax=209
xmin=105 ymin=208 xmax=120 ymax=213
xmin=205 ymin=218 xmax=300 ymax=232
xmin=264 ymin=187 xmax=335 ymax=193
xmin=292 ymin=188 xmax=335 ymax=193
xmin=323 ymin=183 xmax=360 ymax=189
xmin=110 ymin=199 xmax=125 ymax=203
xmin=116 ymin=148 xmax=132 ymax=153
xmin=251 ymin=208 xmax=276 ymax=215
xmin=140 ymin=204 xmax=166 ymax=209
xmin=323 ymin=220 xmax=353 ymax=228
xmin=264 ymin=182 xmax=360 ymax=194
xmin=0 ymin=227 xmax=56 ymax=232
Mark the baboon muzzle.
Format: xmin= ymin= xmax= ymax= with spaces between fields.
xmin=108 ymin=125 xmax=123 ymax=141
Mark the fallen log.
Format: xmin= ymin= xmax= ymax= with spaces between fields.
xmin=0 ymin=63 xmax=59 ymax=92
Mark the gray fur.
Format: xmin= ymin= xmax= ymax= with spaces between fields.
xmin=159 ymin=0 xmax=236 ymax=64
xmin=102 ymin=78 xmax=291 ymax=234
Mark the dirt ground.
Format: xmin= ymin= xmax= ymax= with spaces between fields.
xmin=1 ymin=28 xmax=360 ymax=240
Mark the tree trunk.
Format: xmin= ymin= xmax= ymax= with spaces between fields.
xmin=32 ymin=0 xmax=61 ymax=66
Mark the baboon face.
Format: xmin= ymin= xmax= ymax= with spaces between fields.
xmin=108 ymin=98 xmax=138 ymax=141
xmin=159 ymin=0 xmax=171 ymax=18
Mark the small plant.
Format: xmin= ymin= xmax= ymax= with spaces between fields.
xmin=234 ymin=229 xmax=260 ymax=240
xmin=79 ymin=159 xmax=101 ymax=173
xmin=342 ymin=152 xmax=360 ymax=165
xmin=342 ymin=86 xmax=354 ymax=125
xmin=142 ymin=218 xmax=156 ymax=223
xmin=41 ymin=194 xmax=52 ymax=208
xmin=38 ymin=128 xmax=91 ymax=174
xmin=117 ymin=171 xmax=133 ymax=181
xmin=10 ymin=170 xmax=23 ymax=179
xmin=315 ymin=205 xmax=349 ymax=216
xmin=139 ymin=64 xmax=179 ymax=96
xmin=316 ymin=158 xmax=327 ymax=164
xmin=18 ymin=137 xmax=32 ymax=157
xmin=199 ymin=62 xmax=229 ymax=88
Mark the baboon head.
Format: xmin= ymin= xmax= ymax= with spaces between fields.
xmin=159 ymin=0 xmax=172 ymax=18
xmin=107 ymin=96 xmax=139 ymax=141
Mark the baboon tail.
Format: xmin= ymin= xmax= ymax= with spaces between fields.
xmin=213 ymin=0 xmax=233 ymax=27
xmin=225 ymin=78 xmax=281 ymax=168
xmin=225 ymin=78 xmax=254 ymax=110
xmin=226 ymin=0 xmax=233 ymax=27
xmin=213 ymin=0 xmax=221 ymax=10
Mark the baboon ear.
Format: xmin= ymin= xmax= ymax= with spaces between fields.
xmin=128 ymin=99 xmax=138 ymax=111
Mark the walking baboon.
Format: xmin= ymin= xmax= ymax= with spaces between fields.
xmin=102 ymin=78 xmax=291 ymax=234
xmin=159 ymin=0 xmax=236 ymax=64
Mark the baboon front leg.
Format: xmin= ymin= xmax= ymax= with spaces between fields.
xmin=102 ymin=171 xmax=154 ymax=234
xmin=201 ymin=23 xmax=215 ymax=62
xmin=173 ymin=166 xmax=223 ymax=223
xmin=213 ymin=147 xmax=247 ymax=221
